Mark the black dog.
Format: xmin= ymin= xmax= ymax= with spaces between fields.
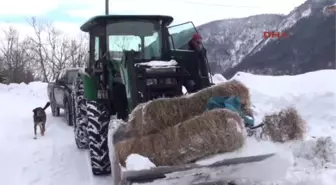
xmin=32 ymin=102 xmax=50 ymax=139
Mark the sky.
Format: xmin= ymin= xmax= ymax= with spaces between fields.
xmin=0 ymin=0 xmax=307 ymax=38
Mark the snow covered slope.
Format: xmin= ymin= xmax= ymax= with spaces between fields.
xmin=225 ymin=0 xmax=336 ymax=78
xmin=247 ymin=0 xmax=313 ymax=56
xmin=1 ymin=70 xmax=336 ymax=185
xmin=197 ymin=14 xmax=284 ymax=74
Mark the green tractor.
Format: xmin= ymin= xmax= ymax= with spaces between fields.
xmin=71 ymin=15 xmax=213 ymax=175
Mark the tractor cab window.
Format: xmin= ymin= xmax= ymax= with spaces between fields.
xmin=109 ymin=35 xmax=141 ymax=60
xmin=168 ymin=22 xmax=198 ymax=50
xmin=107 ymin=21 xmax=162 ymax=61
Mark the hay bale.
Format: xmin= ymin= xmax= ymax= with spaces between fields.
xmin=126 ymin=79 xmax=252 ymax=137
xmin=116 ymin=108 xmax=247 ymax=167
xmin=127 ymin=102 xmax=147 ymax=131
xmin=261 ymin=107 xmax=307 ymax=143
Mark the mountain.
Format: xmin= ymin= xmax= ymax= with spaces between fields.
xmin=197 ymin=14 xmax=285 ymax=74
xmin=223 ymin=0 xmax=336 ymax=78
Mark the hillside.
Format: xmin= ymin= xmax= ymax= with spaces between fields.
xmin=197 ymin=14 xmax=285 ymax=74
xmin=223 ymin=0 xmax=336 ymax=78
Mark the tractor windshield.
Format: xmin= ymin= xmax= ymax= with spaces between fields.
xmin=107 ymin=20 xmax=162 ymax=60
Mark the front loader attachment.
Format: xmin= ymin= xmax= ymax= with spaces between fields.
xmin=122 ymin=153 xmax=275 ymax=184
xmin=112 ymin=151 xmax=291 ymax=185
xmin=108 ymin=125 xmax=289 ymax=185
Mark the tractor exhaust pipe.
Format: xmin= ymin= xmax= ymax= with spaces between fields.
xmin=105 ymin=0 xmax=109 ymax=15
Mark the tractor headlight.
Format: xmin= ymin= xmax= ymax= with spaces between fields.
xmin=146 ymin=79 xmax=157 ymax=85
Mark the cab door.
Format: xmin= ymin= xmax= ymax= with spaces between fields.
xmin=167 ymin=21 xmax=199 ymax=50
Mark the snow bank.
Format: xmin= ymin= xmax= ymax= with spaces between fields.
xmin=270 ymin=136 xmax=336 ymax=185
xmin=232 ymin=70 xmax=336 ymax=95
xmin=0 ymin=81 xmax=48 ymax=119
xmin=233 ymin=70 xmax=336 ymax=139
xmin=292 ymin=136 xmax=336 ymax=169
xmin=229 ymin=70 xmax=336 ymax=185
xmin=212 ymin=73 xmax=227 ymax=84
xmin=0 ymin=81 xmax=47 ymax=100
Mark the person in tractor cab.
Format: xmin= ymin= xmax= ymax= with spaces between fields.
xmin=188 ymin=33 xmax=207 ymax=58
xmin=183 ymin=33 xmax=210 ymax=93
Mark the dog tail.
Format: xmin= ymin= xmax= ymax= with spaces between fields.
xmin=43 ymin=102 xmax=51 ymax=110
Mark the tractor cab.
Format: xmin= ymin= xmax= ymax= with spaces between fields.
xmin=80 ymin=15 xmax=211 ymax=112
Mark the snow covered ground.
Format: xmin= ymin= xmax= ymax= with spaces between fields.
xmin=0 ymin=69 xmax=336 ymax=185
xmin=242 ymin=70 xmax=336 ymax=184
xmin=0 ymin=82 xmax=113 ymax=185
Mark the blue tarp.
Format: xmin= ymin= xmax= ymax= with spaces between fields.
xmin=206 ymin=96 xmax=254 ymax=127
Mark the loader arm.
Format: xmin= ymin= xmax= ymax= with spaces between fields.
xmin=123 ymin=153 xmax=275 ymax=183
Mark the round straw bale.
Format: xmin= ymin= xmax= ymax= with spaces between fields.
xmin=115 ymin=108 xmax=247 ymax=167
xmin=125 ymin=102 xmax=147 ymax=136
xmin=131 ymin=80 xmax=252 ymax=137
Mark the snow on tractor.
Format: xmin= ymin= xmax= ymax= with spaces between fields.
xmin=71 ymin=14 xmax=215 ymax=175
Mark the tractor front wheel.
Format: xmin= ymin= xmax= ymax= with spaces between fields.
xmin=87 ymin=100 xmax=111 ymax=175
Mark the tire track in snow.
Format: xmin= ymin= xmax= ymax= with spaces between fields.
xmin=38 ymin=112 xmax=93 ymax=185
xmin=40 ymin=112 xmax=112 ymax=185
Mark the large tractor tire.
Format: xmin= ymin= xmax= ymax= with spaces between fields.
xmin=73 ymin=75 xmax=89 ymax=149
xmin=87 ymin=100 xmax=111 ymax=175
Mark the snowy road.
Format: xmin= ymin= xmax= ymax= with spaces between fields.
xmin=0 ymin=83 xmax=112 ymax=185
xmin=1 ymin=70 xmax=336 ymax=185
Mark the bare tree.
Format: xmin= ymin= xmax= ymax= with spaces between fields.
xmin=46 ymin=26 xmax=72 ymax=80
xmin=0 ymin=27 xmax=34 ymax=83
xmin=26 ymin=17 xmax=88 ymax=81
xmin=114 ymin=36 xmax=135 ymax=51
xmin=109 ymin=36 xmax=136 ymax=60
xmin=45 ymin=27 xmax=88 ymax=80
xmin=26 ymin=17 xmax=50 ymax=82
xmin=67 ymin=33 xmax=89 ymax=68
xmin=0 ymin=17 xmax=89 ymax=84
